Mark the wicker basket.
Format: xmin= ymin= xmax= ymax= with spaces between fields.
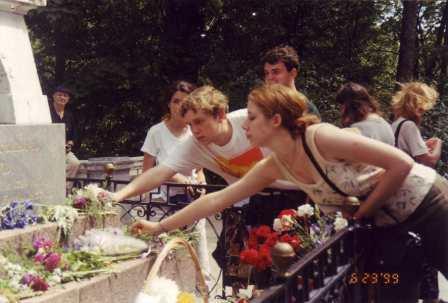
xmin=140 ymin=238 xmax=208 ymax=303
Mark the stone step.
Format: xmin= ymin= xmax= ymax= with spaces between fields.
xmin=21 ymin=257 xmax=154 ymax=303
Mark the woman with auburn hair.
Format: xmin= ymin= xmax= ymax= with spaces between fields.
xmin=391 ymin=82 xmax=444 ymax=303
xmin=131 ymin=84 xmax=448 ymax=301
xmin=335 ymin=82 xmax=394 ymax=146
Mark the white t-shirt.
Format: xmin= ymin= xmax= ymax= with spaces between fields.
xmin=351 ymin=116 xmax=395 ymax=146
xmin=162 ymin=109 xmax=298 ymax=189
xmin=391 ymin=117 xmax=428 ymax=157
xmin=141 ymin=121 xmax=197 ymax=198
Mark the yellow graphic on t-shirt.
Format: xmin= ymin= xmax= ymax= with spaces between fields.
xmin=213 ymin=147 xmax=264 ymax=178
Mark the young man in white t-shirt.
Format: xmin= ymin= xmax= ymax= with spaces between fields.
xmin=114 ymin=86 xmax=305 ymax=271
xmin=114 ymin=85 xmax=299 ymax=202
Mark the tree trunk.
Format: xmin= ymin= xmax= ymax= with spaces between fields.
xmin=425 ymin=1 xmax=448 ymax=79
xmin=396 ymin=0 xmax=419 ymax=82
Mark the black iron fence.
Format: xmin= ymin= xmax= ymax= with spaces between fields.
xmin=250 ymin=227 xmax=362 ymax=303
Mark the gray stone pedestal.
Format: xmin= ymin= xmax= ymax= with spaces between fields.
xmin=0 ymin=124 xmax=65 ymax=206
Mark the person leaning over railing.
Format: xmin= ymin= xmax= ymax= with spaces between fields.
xmin=140 ymin=80 xmax=211 ymax=286
xmin=130 ymin=84 xmax=448 ymax=302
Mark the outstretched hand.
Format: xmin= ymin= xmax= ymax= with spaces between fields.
xmin=130 ymin=219 xmax=160 ymax=236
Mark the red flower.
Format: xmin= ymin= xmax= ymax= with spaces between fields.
xmin=256 ymin=245 xmax=272 ymax=270
xmin=240 ymin=249 xmax=259 ymax=266
xmin=278 ymin=209 xmax=297 ymax=218
xmin=44 ymin=253 xmax=61 ymax=272
xmin=255 ymin=225 xmax=273 ymax=239
xmin=279 ymin=234 xmax=301 ymax=250
xmin=29 ymin=276 xmax=49 ymax=292
xmin=265 ymin=233 xmax=279 ymax=247
xmin=247 ymin=237 xmax=258 ymax=249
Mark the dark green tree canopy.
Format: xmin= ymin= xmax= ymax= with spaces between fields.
xmin=26 ymin=0 xmax=448 ymax=174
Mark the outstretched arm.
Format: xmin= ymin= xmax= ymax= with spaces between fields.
xmin=114 ymin=164 xmax=176 ymax=202
xmin=314 ymin=124 xmax=414 ymax=220
xmin=131 ymin=158 xmax=278 ymax=235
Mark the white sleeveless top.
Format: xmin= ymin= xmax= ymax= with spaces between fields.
xmin=271 ymin=123 xmax=436 ymax=226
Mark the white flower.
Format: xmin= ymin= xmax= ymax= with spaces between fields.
xmin=334 ymin=217 xmax=348 ymax=231
xmin=85 ymin=184 xmax=103 ymax=198
xmin=280 ymin=215 xmax=295 ymax=231
xmin=273 ymin=218 xmax=282 ymax=232
xmin=138 ymin=277 xmax=179 ymax=303
xmin=48 ymin=273 xmax=62 ymax=285
xmin=297 ymin=204 xmax=314 ymax=217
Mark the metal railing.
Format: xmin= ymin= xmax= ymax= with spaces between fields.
xmin=250 ymin=227 xmax=361 ymax=303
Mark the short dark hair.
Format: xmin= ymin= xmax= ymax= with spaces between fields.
xmin=53 ymin=85 xmax=72 ymax=97
xmin=262 ymin=45 xmax=299 ymax=72
xmin=335 ymin=82 xmax=380 ymax=127
xmin=165 ymin=81 xmax=197 ymax=101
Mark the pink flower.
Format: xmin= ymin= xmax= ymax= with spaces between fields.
xmin=73 ymin=195 xmax=88 ymax=209
xmin=44 ymin=253 xmax=61 ymax=272
xmin=34 ymin=253 xmax=46 ymax=263
xmin=97 ymin=191 xmax=109 ymax=204
xmin=33 ymin=236 xmax=53 ymax=250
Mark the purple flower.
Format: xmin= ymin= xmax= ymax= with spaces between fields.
xmin=24 ymin=200 xmax=33 ymax=210
xmin=10 ymin=201 xmax=18 ymax=208
xmin=1 ymin=218 xmax=13 ymax=229
xmin=21 ymin=273 xmax=35 ymax=285
xmin=44 ymin=253 xmax=61 ymax=272
xmin=15 ymin=218 xmax=26 ymax=228
xmin=73 ymin=195 xmax=88 ymax=209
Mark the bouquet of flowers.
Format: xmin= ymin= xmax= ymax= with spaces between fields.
xmin=238 ymin=203 xmax=348 ymax=289
xmin=0 ymin=231 xmax=132 ymax=301
xmin=272 ymin=204 xmax=348 ymax=251
xmin=74 ymin=228 xmax=148 ymax=256
xmin=68 ymin=184 xmax=116 ymax=218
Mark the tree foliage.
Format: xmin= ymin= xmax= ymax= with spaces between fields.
xmin=25 ymin=0 xmax=448 ymax=173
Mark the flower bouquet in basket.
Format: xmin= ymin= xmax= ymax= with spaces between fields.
xmin=134 ymin=238 xmax=208 ymax=303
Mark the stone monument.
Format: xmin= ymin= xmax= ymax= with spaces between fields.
xmin=0 ymin=0 xmax=65 ymax=205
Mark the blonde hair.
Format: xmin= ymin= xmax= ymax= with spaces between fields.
xmin=248 ymin=84 xmax=320 ymax=138
xmin=181 ymin=85 xmax=229 ymax=117
xmin=392 ymin=82 xmax=439 ymax=124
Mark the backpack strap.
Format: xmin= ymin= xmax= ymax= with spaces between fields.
xmin=394 ymin=119 xmax=411 ymax=147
